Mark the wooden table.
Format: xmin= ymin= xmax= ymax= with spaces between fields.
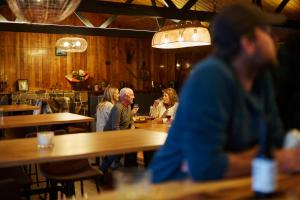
xmin=0 ymin=112 xmax=93 ymax=129
xmin=0 ymin=129 xmax=167 ymax=167
xmin=96 ymin=175 xmax=300 ymax=200
xmin=135 ymin=120 xmax=169 ymax=133
xmin=0 ymin=104 xmax=40 ymax=112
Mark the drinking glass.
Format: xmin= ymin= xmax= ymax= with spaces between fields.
xmin=133 ymin=104 xmax=139 ymax=112
xmin=37 ymin=131 xmax=54 ymax=148
xmin=284 ymin=129 xmax=300 ymax=149
xmin=132 ymin=104 xmax=139 ymax=119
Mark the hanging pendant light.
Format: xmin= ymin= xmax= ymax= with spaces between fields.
xmin=6 ymin=0 xmax=81 ymax=23
xmin=152 ymin=21 xmax=211 ymax=49
xmin=56 ymin=37 xmax=87 ymax=52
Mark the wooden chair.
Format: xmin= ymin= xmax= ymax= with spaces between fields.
xmin=36 ymin=130 xmax=101 ymax=198
xmin=25 ymin=129 xmax=68 ymax=187
xmin=39 ymin=159 xmax=102 ymax=199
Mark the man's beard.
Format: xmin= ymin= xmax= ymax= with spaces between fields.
xmin=248 ymin=51 xmax=279 ymax=74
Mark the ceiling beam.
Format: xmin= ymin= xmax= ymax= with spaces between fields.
xmin=99 ymin=15 xmax=117 ymax=28
xmin=156 ymin=18 xmax=166 ymax=30
xmin=275 ymin=0 xmax=290 ymax=13
xmin=74 ymin=12 xmax=94 ymax=27
xmin=152 ymin=0 xmax=166 ymax=30
xmin=0 ymin=14 xmax=7 ymax=22
xmin=252 ymin=0 xmax=262 ymax=8
xmin=99 ymin=0 xmax=135 ymax=29
xmin=77 ymin=1 xmax=215 ymax=21
xmin=0 ymin=22 xmax=155 ymax=38
xmin=163 ymin=0 xmax=177 ymax=9
xmin=151 ymin=0 xmax=157 ymax=7
xmin=182 ymin=0 xmax=198 ymax=10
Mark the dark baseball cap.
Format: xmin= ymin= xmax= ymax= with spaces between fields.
xmin=211 ymin=3 xmax=286 ymax=49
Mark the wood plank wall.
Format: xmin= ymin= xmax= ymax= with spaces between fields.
xmin=0 ymin=6 xmax=212 ymax=92
xmin=0 ymin=31 xmax=211 ymax=92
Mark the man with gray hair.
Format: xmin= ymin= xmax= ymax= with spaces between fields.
xmin=104 ymin=87 xmax=135 ymax=130
xmin=101 ymin=87 xmax=137 ymax=171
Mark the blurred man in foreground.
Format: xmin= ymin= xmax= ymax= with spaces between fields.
xmin=150 ymin=3 xmax=300 ymax=183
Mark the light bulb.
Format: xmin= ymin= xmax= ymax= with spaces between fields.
xmin=176 ymin=62 xmax=181 ymax=67
xmin=178 ymin=36 xmax=184 ymax=42
xmin=186 ymin=63 xmax=191 ymax=69
xmin=63 ymin=42 xmax=70 ymax=47
xmin=192 ymin=29 xmax=199 ymax=41
xmin=163 ymin=34 xmax=169 ymax=44
xmin=75 ymin=41 xmax=81 ymax=47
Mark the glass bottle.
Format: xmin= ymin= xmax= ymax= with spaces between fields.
xmin=252 ymin=116 xmax=276 ymax=198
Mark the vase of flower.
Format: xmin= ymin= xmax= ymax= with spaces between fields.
xmin=65 ymin=69 xmax=89 ymax=90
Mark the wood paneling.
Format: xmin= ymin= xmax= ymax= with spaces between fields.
xmin=0 ymin=5 xmax=212 ymax=92
xmin=0 ymin=30 xmax=211 ymax=92
xmin=0 ymin=31 xmax=175 ymax=91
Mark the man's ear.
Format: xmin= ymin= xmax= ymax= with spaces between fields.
xmin=240 ymin=36 xmax=256 ymax=55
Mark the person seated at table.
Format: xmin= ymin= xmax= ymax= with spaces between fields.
xmin=96 ymin=86 xmax=119 ymax=132
xmin=150 ymin=3 xmax=300 ymax=183
xmin=100 ymin=87 xmax=137 ymax=173
xmin=149 ymin=88 xmax=179 ymax=120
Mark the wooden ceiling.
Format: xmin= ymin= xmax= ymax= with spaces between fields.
xmin=0 ymin=0 xmax=299 ymax=37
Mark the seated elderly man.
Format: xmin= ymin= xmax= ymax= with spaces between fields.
xmin=101 ymin=87 xmax=137 ymax=172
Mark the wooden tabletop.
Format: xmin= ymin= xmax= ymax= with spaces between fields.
xmin=134 ymin=120 xmax=169 ymax=133
xmin=0 ymin=112 xmax=94 ymax=128
xmin=0 ymin=104 xmax=40 ymax=112
xmin=96 ymin=174 xmax=300 ymax=200
xmin=0 ymin=129 xmax=167 ymax=167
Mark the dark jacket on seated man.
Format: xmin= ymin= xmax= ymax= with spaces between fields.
xmin=104 ymin=101 xmax=133 ymax=131
xmin=101 ymin=88 xmax=137 ymax=170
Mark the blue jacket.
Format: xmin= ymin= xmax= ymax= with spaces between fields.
xmin=150 ymin=56 xmax=284 ymax=183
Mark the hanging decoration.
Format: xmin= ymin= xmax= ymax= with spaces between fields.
xmin=6 ymin=0 xmax=81 ymax=23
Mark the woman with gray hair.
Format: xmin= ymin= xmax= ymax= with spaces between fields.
xmin=96 ymin=86 xmax=119 ymax=132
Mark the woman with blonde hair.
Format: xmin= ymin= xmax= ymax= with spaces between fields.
xmin=150 ymin=88 xmax=179 ymax=120
xmin=96 ymin=86 xmax=119 ymax=132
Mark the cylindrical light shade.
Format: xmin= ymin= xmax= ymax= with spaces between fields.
xmin=56 ymin=37 xmax=87 ymax=52
xmin=6 ymin=0 xmax=81 ymax=23
xmin=152 ymin=22 xmax=211 ymax=49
